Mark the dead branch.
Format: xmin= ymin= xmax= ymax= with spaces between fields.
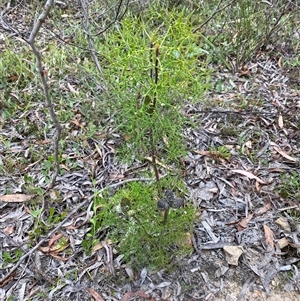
xmin=27 ymin=0 xmax=62 ymax=189
xmin=80 ymin=0 xmax=103 ymax=75
xmin=193 ymin=0 xmax=234 ymax=33
xmin=91 ymin=0 xmax=129 ymax=36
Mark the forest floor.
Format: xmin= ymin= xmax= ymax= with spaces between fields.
xmin=1 ymin=1 xmax=300 ymax=300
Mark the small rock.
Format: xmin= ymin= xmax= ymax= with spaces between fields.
xmin=275 ymin=217 xmax=291 ymax=233
xmin=223 ymin=246 xmax=244 ymax=266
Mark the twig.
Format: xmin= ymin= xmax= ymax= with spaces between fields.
xmin=80 ymin=0 xmax=103 ymax=75
xmin=27 ymin=0 xmax=62 ymax=189
xmin=149 ymin=43 xmax=160 ymax=184
xmin=91 ymin=0 xmax=129 ymax=36
xmin=193 ymin=0 xmax=234 ymax=33
xmin=255 ymin=2 xmax=293 ymax=52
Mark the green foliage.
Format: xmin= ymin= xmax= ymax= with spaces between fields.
xmin=0 ymin=46 xmax=36 ymax=126
xmin=278 ymin=171 xmax=300 ymax=233
xmin=198 ymin=0 xmax=298 ymax=70
xmin=209 ymin=145 xmax=231 ymax=161
xmin=2 ymin=249 xmax=23 ymax=267
xmin=28 ymin=194 xmax=67 ymax=240
xmin=80 ymin=4 xmax=209 ymax=271
xmin=279 ymin=171 xmax=300 ymax=200
xmin=97 ymin=7 xmax=209 ymax=164
xmin=84 ymin=179 xmax=195 ymax=270
xmin=0 ymin=47 xmax=35 ymax=89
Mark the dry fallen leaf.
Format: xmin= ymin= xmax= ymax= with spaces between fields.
xmin=109 ymin=173 xmax=125 ymax=180
xmin=0 ymin=194 xmax=35 ymax=203
xmin=92 ymin=239 xmax=113 ymax=253
xmin=39 ymin=234 xmax=69 ymax=255
xmin=237 ymin=213 xmax=254 ymax=231
xmin=50 ymin=253 xmax=70 ymax=261
xmin=272 ymin=146 xmax=299 ymax=162
xmin=263 ymin=224 xmax=274 ymax=250
xmin=49 ymin=233 xmax=64 ymax=248
xmin=87 ymin=288 xmax=105 ymax=301
xmin=255 ymin=200 xmax=272 ymax=216
xmin=0 ymin=271 xmax=18 ymax=287
xmin=121 ymin=290 xmax=151 ymax=301
xmin=231 ymin=169 xmax=266 ymax=184
xmin=255 ymin=180 xmax=262 ymax=192
xmin=193 ymin=150 xmax=210 ymax=156
xmin=4 ymin=226 xmax=15 ymax=235
xmin=245 ymin=140 xmax=252 ymax=149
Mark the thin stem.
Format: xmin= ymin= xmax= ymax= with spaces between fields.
xmin=151 ymin=142 xmax=160 ymax=183
xmin=148 ymin=42 xmax=160 ymax=185
xmin=150 ymin=42 xmax=153 ymax=79
xmin=28 ymin=0 xmax=61 ymax=189
xmin=153 ymin=43 xmax=159 ymax=108
xmin=163 ymin=208 xmax=169 ymax=225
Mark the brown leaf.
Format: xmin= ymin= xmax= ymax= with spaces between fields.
xmin=39 ymin=234 xmax=69 ymax=254
xmin=272 ymin=146 xmax=299 ymax=162
xmin=0 ymin=194 xmax=35 ymax=203
xmin=255 ymin=200 xmax=272 ymax=216
xmin=87 ymin=288 xmax=105 ymax=301
xmin=193 ymin=150 xmax=210 ymax=156
xmin=4 ymin=226 xmax=15 ymax=235
xmin=255 ymin=180 xmax=261 ymax=192
xmin=0 ymin=271 xmax=18 ymax=287
xmin=50 ymin=253 xmax=70 ymax=261
xmin=109 ymin=173 xmax=125 ymax=180
xmin=263 ymin=224 xmax=274 ymax=250
xmin=122 ymin=290 xmax=151 ymax=301
xmin=123 ymin=134 xmax=131 ymax=141
xmin=70 ymin=118 xmax=83 ymax=129
xmin=92 ymin=239 xmax=113 ymax=253
xmin=231 ymin=170 xmax=266 ymax=184
xmin=35 ymin=139 xmax=51 ymax=145
xmin=49 ymin=233 xmax=64 ymax=248
xmin=237 ymin=213 xmax=254 ymax=231
xmin=144 ymin=157 xmax=172 ymax=170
